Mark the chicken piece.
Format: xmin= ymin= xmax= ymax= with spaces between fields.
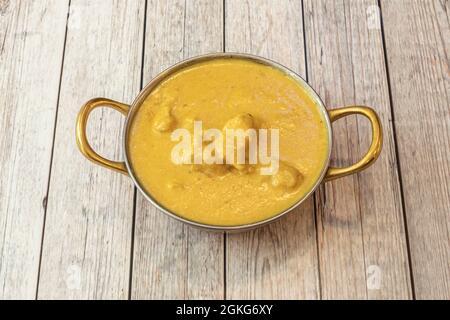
xmin=223 ymin=113 xmax=255 ymax=132
xmin=223 ymin=113 xmax=257 ymax=172
xmin=153 ymin=97 xmax=176 ymax=132
xmin=270 ymin=163 xmax=302 ymax=189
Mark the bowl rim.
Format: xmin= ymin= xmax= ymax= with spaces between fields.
xmin=122 ymin=52 xmax=333 ymax=232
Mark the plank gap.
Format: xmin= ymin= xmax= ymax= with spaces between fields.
xmin=301 ymin=0 xmax=322 ymax=300
xmin=223 ymin=0 xmax=227 ymax=301
xmin=35 ymin=0 xmax=72 ymax=300
xmin=377 ymin=0 xmax=417 ymax=299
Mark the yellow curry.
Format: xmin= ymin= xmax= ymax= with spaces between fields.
xmin=129 ymin=58 xmax=329 ymax=226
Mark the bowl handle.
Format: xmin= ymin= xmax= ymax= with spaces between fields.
xmin=325 ymin=106 xmax=383 ymax=182
xmin=76 ymin=98 xmax=130 ymax=175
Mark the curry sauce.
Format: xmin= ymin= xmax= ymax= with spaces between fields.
xmin=128 ymin=58 xmax=329 ymax=226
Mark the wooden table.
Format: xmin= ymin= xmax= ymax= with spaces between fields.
xmin=0 ymin=0 xmax=449 ymax=300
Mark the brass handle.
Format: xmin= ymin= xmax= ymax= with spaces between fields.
xmin=76 ymin=98 xmax=130 ymax=175
xmin=325 ymin=106 xmax=383 ymax=182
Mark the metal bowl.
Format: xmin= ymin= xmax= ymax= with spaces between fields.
xmin=76 ymin=53 xmax=382 ymax=232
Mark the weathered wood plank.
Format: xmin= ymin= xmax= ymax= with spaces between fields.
xmin=381 ymin=0 xmax=450 ymax=299
xmin=131 ymin=0 xmax=224 ymax=299
xmin=225 ymin=0 xmax=320 ymax=299
xmin=0 ymin=0 xmax=69 ymax=299
xmin=304 ymin=0 xmax=412 ymax=299
xmin=37 ymin=0 xmax=145 ymax=299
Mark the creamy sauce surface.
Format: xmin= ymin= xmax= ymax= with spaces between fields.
xmin=129 ymin=58 xmax=329 ymax=226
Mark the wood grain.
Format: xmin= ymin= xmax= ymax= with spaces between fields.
xmin=37 ymin=0 xmax=145 ymax=299
xmin=304 ymin=0 xmax=412 ymax=299
xmin=0 ymin=0 xmax=69 ymax=299
xmin=225 ymin=0 xmax=320 ymax=299
xmin=381 ymin=0 xmax=450 ymax=299
xmin=130 ymin=0 xmax=224 ymax=299
xmin=1 ymin=0 xmax=447 ymax=300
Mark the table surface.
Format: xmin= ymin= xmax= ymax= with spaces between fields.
xmin=0 ymin=0 xmax=449 ymax=300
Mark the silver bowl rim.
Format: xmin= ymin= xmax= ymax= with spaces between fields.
xmin=122 ymin=52 xmax=333 ymax=232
